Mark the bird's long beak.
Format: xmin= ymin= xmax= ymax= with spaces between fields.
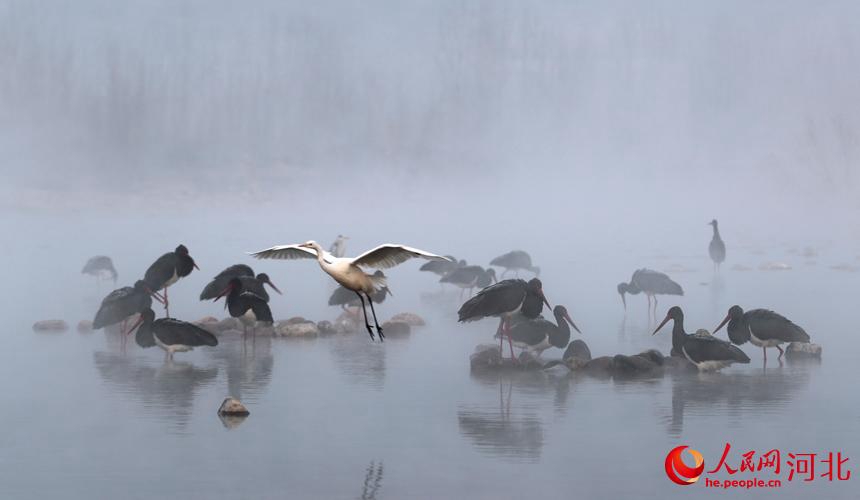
xmin=620 ymin=292 xmax=627 ymax=310
xmin=541 ymin=291 xmax=552 ymax=310
xmin=653 ymin=315 xmax=671 ymax=335
xmin=126 ymin=314 xmax=145 ymax=335
xmin=564 ymin=312 xmax=581 ymax=334
xmin=194 ymin=262 xmax=200 ymax=270
xmin=713 ymin=314 xmax=730 ymax=334
xmin=266 ymin=280 xmax=283 ymax=295
xmin=214 ymin=284 xmax=233 ymax=302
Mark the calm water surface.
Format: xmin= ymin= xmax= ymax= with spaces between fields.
xmin=1 ymin=242 xmax=858 ymax=500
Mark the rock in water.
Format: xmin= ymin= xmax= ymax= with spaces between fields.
xmin=218 ymin=397 xmax=250 ymax=416
xmin=470 ymin=344 xmax=503 ymax=369
xmin=582 ymin=356 xmax=615 ymax=375
xmin=785 ymin=342 xmax=822 ymax=359
xmin=196 ymin=316 xmax=219 ymax=326
xmin=77 ymin=320 xmax=94 ymax=333
xmin=334 ymin=312 xmax=361 ymax=333
xmin=317 ymin=320 xmax=337 ymax=335
xmin=33 ymin=320 xmax=68 ymax=332
xmin=215 ymin=317 xmax=242 ymax=332
xmin=276 ymin=321 xmax=319 ymax=337
xmin=380 ymin=321 xmax=411 ymax=336
xmin=389 ymin=312 xmax=426 ymax=326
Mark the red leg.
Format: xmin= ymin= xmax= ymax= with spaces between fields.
xmin=776 ymin=345 xmax=784 ymax=359
xmin=504 ymin=319 xmax=518 ymax=364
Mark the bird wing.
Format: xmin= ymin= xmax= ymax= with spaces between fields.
xmin=746 ymin=309 xmax=810 ymax=343
xmin=153 ymin=319 xmax=218 ymax=347
xmin=248 ymin=244 xmax=318 ymax=260
xmin=328 ymin=286 xmax=357 ymax=306
xmin=490 ymin=250 xmax=531 ymax=268
xmin=144 ymin=252 xmax=177 ymax=289
xmin=237 ymin=276 xmax=270 ymax=302
xmin=200 ymin=264 xmax=255 ymax=300
xmin=635 ymin=269 xmax=683 ymax=295
xmin=457 ymin=279 xmax=528 ymax=322
xmin=440 ymin=266 xmax=479 ymax=284
xmin=250 ymin=301 xmax=274 ymax=323
xmin=351 ymin=244 xmax=451 ymax=269
xmin=685 ymin=332 xmax=750 ymax=363
xmin=506 ymin=318 xmax=553 ymax=345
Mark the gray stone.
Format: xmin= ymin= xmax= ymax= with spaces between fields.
xmin=785 ymin=342 xmax=822 ymax=359
xmin=317 ymin=320 xmax=337 ymax=335
xmin=33 ymin=320 xmax=68 ymax=332
xmin=217 ymin=397 xmax=249 ymax=416
xmin=77 ymin=320 xmax=94 ymax=333
xmin=389 ymin=312 xmax=426 ymax=326
xmin=276 ymin=321 xmax=319 ymax=337
xmin=381 ymin=321 xmax=410 ymax=336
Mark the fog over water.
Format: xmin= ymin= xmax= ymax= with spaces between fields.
xmin=1 ymin=2 xmax=859 ymax=499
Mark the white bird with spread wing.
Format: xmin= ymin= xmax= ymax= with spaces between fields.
xmin=249 ymin=241 xmax=451 ymax=340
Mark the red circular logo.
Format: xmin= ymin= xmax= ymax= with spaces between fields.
xmin=665 ymin=445 xmax=705 ymax=485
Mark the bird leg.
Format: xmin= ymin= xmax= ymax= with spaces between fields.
xmin=496 ymin=318 xmax=505 ymax=355
xmin=763 ymin=346 xmax=767 ymax=364
xmin=504 ymin=319 xmax=518 ymax=364
xmin=776 ymin=345 xmax=784 ymax=360
xmin=354 ymin=291 xmax=375 ymax=341
xmin=366 ymin=294 xmax=384 ymax=341
xmin=653 ymin=295 xmax=658 ymax=317
xmin=163 ymin=286 xmax=170 ymax=317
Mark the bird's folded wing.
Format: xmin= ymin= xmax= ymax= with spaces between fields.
xmin=248 ymin=244 xmax=317 ymax=260
xmin=352 ymin=244 xmax=451 ymax=269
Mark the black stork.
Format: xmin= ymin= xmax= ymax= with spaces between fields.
xmin=713 ymin=305 xmax=810 ymax=363
xmin=440 ymin=265 xmax=496 ymax=300
xmin=708 ymin=220 xmax=726 ymax=272
xmin=199 ymin=264 xmax=255 ymax=300
xmin=420 ymin=256 xmax=463 ymax=278
xmin=128 ymin=308 xmax=218 ymax=361
xmin=653 ymin=306 xmax=750 ymax=371
xmin=503 ymin=305 xmax=580 ymax=359
xmin=617 ymin=268 xmax=683 ymax=315
xmin=214 ymin=273 xmax=282 ymax=337
xmin=143 ymin=244 xmax=199 ymax=317
xmin=329 ymin=271 xmax=391 ymax=311
xmin=93 ymin=280 xmax=154 ymax=347
xmin=489 ymin=250 xmax=540 ymax=278
xmin=458 ymin=278 xmax=552 ymax=361
xmin=82 ymin=255 xmax=118 ymax=285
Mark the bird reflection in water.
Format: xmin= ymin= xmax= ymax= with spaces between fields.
xmin=203 ymin=336 xmax=274 ymax=402
xmin=93 ymin=352 xmax=218 ymax=431
xmin=359 ymin=461 xmax=384 ymax=500
xmin=664 ymin=367 xmax=812 ymax=438
xmin=329 ymin=336 xmax=386 ymax=390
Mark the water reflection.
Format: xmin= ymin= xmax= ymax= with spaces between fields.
xmin=328 ymin=336 xmax=386 ymax=390
xmin=203 ymin=337 xmax=274 ymax=402
xmin=93 ymin=352 xmax=218 ymax=431
xmin=664 ymin=366 xmax=813 ymax=437
xmin=358 ymin=461 xmax=384 ymax=500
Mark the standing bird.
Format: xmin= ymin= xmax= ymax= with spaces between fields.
xmin=214 ymin=274 xmax=282 ymax=337
xmin=708 ymin=220 xmax=726 ymax=272
xmin=503 ymin=305 xmax=580 ymax=359
xmin=249 ymin=240 xmax=450 ymax=340
xmin=329 ymin=235 xmax=349 ymax=258
xmin=490 ymin=250 xmax=540 ymax=278
xmin=420 ymin=256 xmax=463 ymax=278
xmin=440 ymin=265 xmax=497 ymax=300
xmin=128 ymin=308 xmax=218 ymax=361
xmin=329 ymin=271 xmax=391 ymax=311
xmin=457 ymin=278 xmax=552 ymax=361
xmin=653 ymin=306 xmax=750 ymax=371
xmin=713 ymin=306 xmax=810 ymax=363
xmin=617 ymin=269 xmax=684 ymax=316
xmin=82 ymin=255 xmax=118 ymax=285
xmin=93 ymin=280 xmax=154 ymax=336
xmin=144 ymin=244 xmax=199 ymax=317
xmin=199 ymin=264 xmax=255 ymax=300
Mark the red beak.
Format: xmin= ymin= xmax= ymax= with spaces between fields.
xmin=713 ymin=314 xmax=730 ymax=334
xmin=266 ymin=280 xmax=282 ymax=295
xmin=126 ymin=314 xmax=145 ymax=335
xmin=653 ymin=315 xmax=671 ymax=335
xmin=214 ymin=284 xmax=233 ymax=302
xmin=564 ymin=312 xmax=581 ymax=334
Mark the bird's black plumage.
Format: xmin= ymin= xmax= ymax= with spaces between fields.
xmin=654 ymin=306 xmax=750 ymax=368
xmin=329 ymin=283 xmax=390 ymax=307
xmin=135 ymin=309 xmax=218 ymax=349
xmin=440 ymin=265 xmax=496 ymax=289
xmin=219 ymin=275 xmax=281 ymax=325
xmin=419 ymin=256 xmax=461 ymax=276
xmin=717 ymin=305 xmax=810 ymax=346
xmin=489 ymin=250 xmax=540 ymax=276
xmin=144 ymin=244 xmax=197 ymax=290
xmin=506 ymin=305 xmax=578 ymax=351
xmin=200 ymin=264 xmax=254 ymax=300
xmin=93 ymin=280 xmax=153 ymax=329
xmin=457 ymin=278 xmax=547 ymax=322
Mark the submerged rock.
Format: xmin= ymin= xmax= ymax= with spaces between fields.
xmin=276 ymin=320 xmax=319 ymax=337
xmin=785 ymin=342 xmax=822 ymax=359
xmin=77 ymin=320 xmax=94 ymax=333
xmin=470 ymin=344 xmax=503 ymax=369
xmin=218 ymin=397 xmax=250 ymax=416
xmin=317 ymin=320 xmax=337 ymax=335
xmin=613 ymin=353 xmax=662 ymax=375
xmin=33 ymin=320 xmax=68 ymax=332
xmin=389 ymin=312 xmax=426 ymax=326
xmin=381 ymin=321 xmax=410 ymax=336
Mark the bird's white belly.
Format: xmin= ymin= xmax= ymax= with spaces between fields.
xmin=154 ymin=334 xmax=193 ymax=353
xmin=164 ymin=270 xmax=179 ymax=288
xmin=748 ymin=326 xmax=782 ymax=348
xmin=682 ymin=346 xmax=731 ymax=372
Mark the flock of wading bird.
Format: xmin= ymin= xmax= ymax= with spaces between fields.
xmin=87 ymin=220 xmax=817 ymax=370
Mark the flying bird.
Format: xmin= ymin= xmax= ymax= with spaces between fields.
xmin=144 ymin=244 xmax=199 ymax=317
xmin=440 ymin=265 xmax=496 ymax=300
xmin=457 ymin=278 xmax=552 ymax=361
xmin=708 ymin=220 xmax=726 ymax=272
xmin=249 ymin=240 xmax=450 ymax=340
xmin=617 ymin=268 xmax=683 ymax=315
xmin=713 ymin=306 xmax=810 ymax=362
xmin=502 ymin=305 xmax=580 ymax=358
xmin=93 ymin=280 xmax=154 ymax=340
xmin=82 ymin=255 xmax=118 ymax=285
xmin=128 ymin=308 xmax=218 ymax=361
xmin=653 ymin=306 xmax=749 ymax=371
xmin=199 ymin=264 xmax=255 ymax=300
xmin=489 ymin=250 xmax=540 ymax=278
xmin=214 ymin=273 xmax=282 ymax=338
